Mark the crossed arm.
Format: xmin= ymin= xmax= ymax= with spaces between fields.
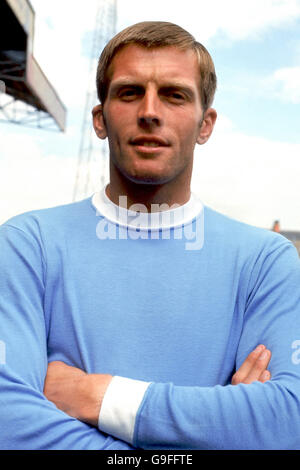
xmin=44 ymin=345 xmax=272 ymax=429
xmin=1 ymin=223 xmax=299 ymax=449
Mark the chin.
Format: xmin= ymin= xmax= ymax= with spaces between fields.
xmin=115 ymin=157 xmax=179 ymax=185
xmin=125 ymin=170 xmax=173 ymax=185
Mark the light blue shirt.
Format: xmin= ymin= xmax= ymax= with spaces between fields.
xmin=0 ymin=190 xmax=300 ymax=449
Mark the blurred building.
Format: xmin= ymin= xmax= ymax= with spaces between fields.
xmin=281 ymin=231 xmax=300 ymax=257
xmin=272 ymin=220 xmax=300 ymax=256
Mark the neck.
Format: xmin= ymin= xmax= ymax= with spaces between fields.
xmin=106 ymin=165 xmax=192 ymax=213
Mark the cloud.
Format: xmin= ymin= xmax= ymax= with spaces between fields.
xmin=210 ymin=0 xmax=300 ymax=41
xmin=1 ymin=1 xmax=299 ymax=231
xmin=270 ymin=66 xmax=300 ymax=103
xmin=1 ymin=114 xmax=299 ymax=231
xmin=27 ymin=0 xmax=300 ymax=110
xmin=118 ymin=0 xmax=300 ymax=43
xmin=0 ymin=124 xmax=108 ymax=225
xmin=30 ymin=0 xmax=99 ymax=108
xmin=0 ymin=129 xmax=77 ymax=224
xmin=257 ymin=66 xmax=300 ymax=104
xmin=192 ymin=114 xmax=300 ymax=230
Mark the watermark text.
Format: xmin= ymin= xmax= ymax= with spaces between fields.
xmin=95 ymin=195 xmax=204 ymax=251
xmin=0 ymin=340 xmax=6 ymax=365
xmin=291 ymin=340 xmax=300 ymax=365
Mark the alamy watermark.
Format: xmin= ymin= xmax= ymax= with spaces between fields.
xmin=0 ymin=80 xmax=6 ymax=94
xmin=291 ymin=340 xmax=300 ymax=365
xmin=0 ymin=340 xmax=6 ymax=365
xmin=95 ymin=195 xmax=204 ymax=250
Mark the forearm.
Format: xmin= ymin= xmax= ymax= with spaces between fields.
xmin=0 ymin=367 xmax=133 ymax=450
xmin=97 ymin=345 xmax=272 ymax=446
xmin=44 ymin=364 xmax=113 ymax=428
xmin=43 ymin=363 xmax=150 ymax=447
xmin=49 ymin=345 xmax=272 ymax=448
xmin=45 ymin=347 xmax=297 ymax=449
xmin=133 ymin=379 xmax=300 ymax=450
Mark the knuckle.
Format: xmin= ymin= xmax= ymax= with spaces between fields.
xmin=254 ymin=360 xmax=266 ymax=370
xmin=248 ymin=351 xmax=259 ymax=363
xmin=243 ymin=378 xmax=252 ymax=385
xmin=263 ymin=370 xmax=271 ymax=379
xmin=257 ymin=349 xmax=270 ymax=364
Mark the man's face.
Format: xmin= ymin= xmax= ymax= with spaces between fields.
xmin=95 ymin=44 xmax=215 ymax=186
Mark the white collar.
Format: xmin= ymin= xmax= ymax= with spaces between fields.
xmin=91 ymin=186 xmax=203 ymax=231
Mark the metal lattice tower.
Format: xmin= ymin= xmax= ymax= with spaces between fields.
xmin=73 ymin=0 xmax=117 ymax=201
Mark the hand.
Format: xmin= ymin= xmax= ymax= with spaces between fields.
xmin=231 ymin=344 xmax=271 ymax=385
xmin=43 ymin=361 xmax=112 ymax=426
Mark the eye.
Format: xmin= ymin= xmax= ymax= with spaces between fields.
xmin=171 ymin=92 xmax=184 ymax=99
xmin=118 ymin=87 xmax=141 ymax=101
xmin=163 ymin=89 xmax=186 ymax=103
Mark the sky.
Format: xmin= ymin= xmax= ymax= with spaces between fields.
xmin=0 ymin=0 xmax=300 ymax=230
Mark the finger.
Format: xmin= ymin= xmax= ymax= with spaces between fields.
xmin=243 ymin=349 xmax=271 ymax=384
xmin=231 ymin=344 xmax=266 ymax=384
xmin=258 ymin=370 xmax=271 ymax=383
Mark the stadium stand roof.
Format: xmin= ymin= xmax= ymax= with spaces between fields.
xmin=0 ymin=0 xmax=66 ymax=131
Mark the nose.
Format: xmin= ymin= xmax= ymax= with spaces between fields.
xmin=137 ymin=88 xmax=162 ymax=128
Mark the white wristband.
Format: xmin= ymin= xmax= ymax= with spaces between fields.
xmin=98 ymin=375 xmax=151 ymax=444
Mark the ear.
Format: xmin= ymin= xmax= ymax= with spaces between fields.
xmin=92 ymin=104 xmax=107 ymax=139
xmin=196 ymin=108 xmax=217 ymax=145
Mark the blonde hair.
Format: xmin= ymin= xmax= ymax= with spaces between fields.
xmin=96 ymin=21 xmax=217 ymax=110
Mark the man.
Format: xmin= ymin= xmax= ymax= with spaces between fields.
xmin=0 ymin=22 xmax=299 ymax=450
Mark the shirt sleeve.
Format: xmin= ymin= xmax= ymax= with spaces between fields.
xmin=98 ymin=239 xmax=300 ymax=450
xmin=98 ymin=376 xmax=151 ymax=443
xmin=0 ymin=224 xmax=133 ymax=450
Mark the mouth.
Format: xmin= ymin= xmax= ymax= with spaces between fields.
xmin=130 ymin=136 xmax=169 ymax=153
xmin=135 ymin=142 xmax=162 ymax=147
